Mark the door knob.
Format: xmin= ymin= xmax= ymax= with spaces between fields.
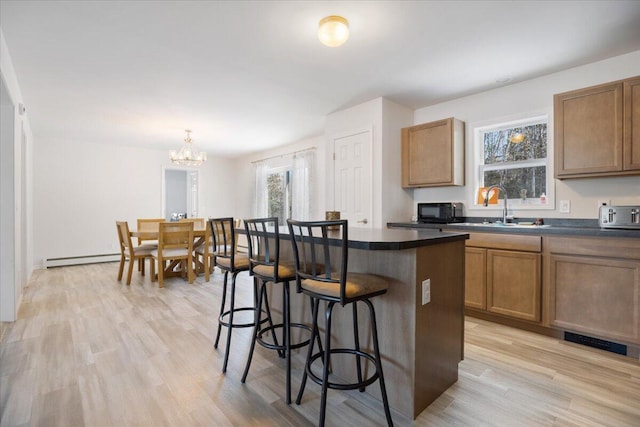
xmin=357 ymin=219 xmax=368 ymax=224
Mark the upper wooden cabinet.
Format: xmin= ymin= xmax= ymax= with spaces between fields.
xmin=401 ymin=117 xmax=464 ymax=187
xmin=624 ymin=77 xmax=640 ymax=171
xmin=554 ymin=75 xmax=640 ymax=179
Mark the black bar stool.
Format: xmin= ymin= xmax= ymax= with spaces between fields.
xmin=287 ymin=219 xmax=393 ymax=427
xmin=241 ymin=217 xmax=318 ymax=404
xmin=209 ymin=217 xmax=272 ymax=373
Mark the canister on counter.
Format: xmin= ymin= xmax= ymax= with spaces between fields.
xmin=325 ymin=211 xmax=340 ymax=230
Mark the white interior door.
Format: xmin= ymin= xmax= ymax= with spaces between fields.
xmin=333 ymin=129 xmax=373 ymax=228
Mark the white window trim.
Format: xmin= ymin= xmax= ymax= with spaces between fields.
xmin=253 ymin=148 xmax=315 ymax=221
xmin=469 ymin=110 xmax=555 ymax=212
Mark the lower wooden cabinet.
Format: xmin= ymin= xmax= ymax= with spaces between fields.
xmin=544 ymin=236 xmax=640 ymax=345
xmin=487 ymin=249 xmax=541 ymax=322
xmin=459 ymin=230 xmax=640 ymax=348
xmin=464 ymin=247 xmax=486 ymax=310
xmin=465 ymin=233 xmax=542 ymax=323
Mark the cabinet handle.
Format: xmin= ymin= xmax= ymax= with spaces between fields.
xmin=357 ymin=219 xmax=368 ymax=224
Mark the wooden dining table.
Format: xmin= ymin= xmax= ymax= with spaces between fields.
xmin=130 ymin=224 xmax=211 ymax=282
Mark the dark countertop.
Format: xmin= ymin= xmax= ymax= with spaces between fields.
xmin=388 ymin=219 xmax=640 ymax=239
xmin=240 ymin=226 xmax=469 ymax=251
xmin=338 ymin=227 xmax=469 ymax=250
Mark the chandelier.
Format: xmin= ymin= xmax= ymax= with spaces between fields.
xmin=169 ymin=129 xmax=207 ymax=166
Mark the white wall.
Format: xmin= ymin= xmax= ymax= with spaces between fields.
xmin=410 ymin=50 xmax=640 ymax=220
xmin=0 ymin=28 xmax=33 ymax=322
xmin=234 ymin=135 xmax=325 ymax=220
xmin=1 ymin=93 xmax=16 ymax=321
xmin=32 ymin=137 xmax=239 ymax=268
xmin=381 ymin=98 xmax=414 ymax=224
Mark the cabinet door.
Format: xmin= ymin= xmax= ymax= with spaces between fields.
xmin=487 ymin=250 xmax=541 ymax=322
xmin=401 ymin=118 xmax=463 ymax=187
xmin=624 ymin=76 xmax=640 ymax=171
xmin=554 ymin=82 xmax=623 ymax=178
xmin=548 ymin=254 xmax=640 ymax=345
xmin=464 ymin=247 xmax=486 ymax=310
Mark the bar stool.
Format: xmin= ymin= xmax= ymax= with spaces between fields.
xmin=287 ymin=219 xmax=393 ymax=427
xmin=210 ymin=217 xmax=272 ymax=373
xmin=241 ymin=217 xmax=317 ymax=404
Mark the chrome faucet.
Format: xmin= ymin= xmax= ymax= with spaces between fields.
xmin=483 ymin=185 xmax=509 ymax=223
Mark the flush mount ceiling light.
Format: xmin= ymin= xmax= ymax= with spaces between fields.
xmin=170 ymin=129 xmax=207 ymax=166
xmin=318 ymin=15 xmax=349 ymax=47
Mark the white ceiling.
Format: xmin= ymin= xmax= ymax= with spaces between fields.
xmin=2 ymin=1 xmax=640 ymax=158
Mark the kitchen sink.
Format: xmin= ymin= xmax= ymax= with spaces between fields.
xmin=454 ymin=222 xmax=551 ymax=229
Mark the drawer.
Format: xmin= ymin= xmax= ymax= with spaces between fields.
xmin=544 ymin=236 xmax=640 ymax=259
xmin=466 ymin=232 xmax=542 ymax=252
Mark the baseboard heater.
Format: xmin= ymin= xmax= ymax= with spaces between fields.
xmin=564 ymin=331 xmax=627 ymax=356
xmin=44 ymin=253 xmax=120 ymax=268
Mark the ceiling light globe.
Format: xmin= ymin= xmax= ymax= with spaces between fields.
xmin=318 ymin=15 xmax=349 ymax=47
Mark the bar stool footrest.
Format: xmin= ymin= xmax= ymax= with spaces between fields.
xmin=256 ymin=323 xmax=313 ymax=351
xmin=219 ymin=307 xmax=269 ymax=329
xmin=307 ymin=348 xmax=379 ymax=391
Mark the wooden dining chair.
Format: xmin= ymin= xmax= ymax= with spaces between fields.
xmin=180 ymin=218 xmax=211 ymax=281
xmin=136 ymin=218 xmax=163 ymax=271
xmin=136 ymin=218 xmax=164 ymax=246
xmin=116 ymin=221 xmax=156 ymax=285
xmin=179 ymin=217 xmax=205 ymax=229
xmin=150 ymin=221 xmax=195 ymax=288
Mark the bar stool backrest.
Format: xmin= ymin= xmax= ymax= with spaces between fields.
xmin=209 ymin=217 xmax=237 ymax=269
xmin=287 ymin=219 xmax=349 ymax=304
xmin=244 ymin=217 xmax=281 ymax=282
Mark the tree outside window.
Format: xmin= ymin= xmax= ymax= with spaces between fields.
xmin=266 ymin=170 xmax=292 ymax=225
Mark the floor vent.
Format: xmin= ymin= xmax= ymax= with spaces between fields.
xmin=564 ymin=331 xmax=627 ymax=356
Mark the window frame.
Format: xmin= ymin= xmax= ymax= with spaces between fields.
xmin=253 ymin=147 xmax=315 ymax=223
xmin=472 ymin=112 xmax=554 ymax=211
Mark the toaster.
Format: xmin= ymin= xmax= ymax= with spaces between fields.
xmin=598 ymin=205 xmax=640 ymax=229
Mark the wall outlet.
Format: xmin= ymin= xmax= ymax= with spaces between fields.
xmin=597 ymin=200 xmax=610 ymax=209
xmin=422 ymin=279 xmax=431 ymax=305
xmin=559 ymin=199 xmax=571 ymax=213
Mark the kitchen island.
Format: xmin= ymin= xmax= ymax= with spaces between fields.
xmin=275 ymin=227 xmax=469 ymax=420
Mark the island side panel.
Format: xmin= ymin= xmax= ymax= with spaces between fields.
xmin=413 ymin=239 xmax=465 ymax=418
xmin=346 ymin=246 xmax=418 ymax=419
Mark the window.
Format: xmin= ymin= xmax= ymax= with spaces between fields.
xmin=474 ymin=114 xmax=552 ymax=208
xmin=253 ymin=148 xmax=315 ymax=225
xmin=266 ymin=168 xmax=292 ymax=223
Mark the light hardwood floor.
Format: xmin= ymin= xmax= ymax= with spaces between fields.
xmin=1 ymin=263 xmax=639 ymax=426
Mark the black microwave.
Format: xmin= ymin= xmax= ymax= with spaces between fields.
xmin=417 ymin=202 xmax=464 ymax=223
